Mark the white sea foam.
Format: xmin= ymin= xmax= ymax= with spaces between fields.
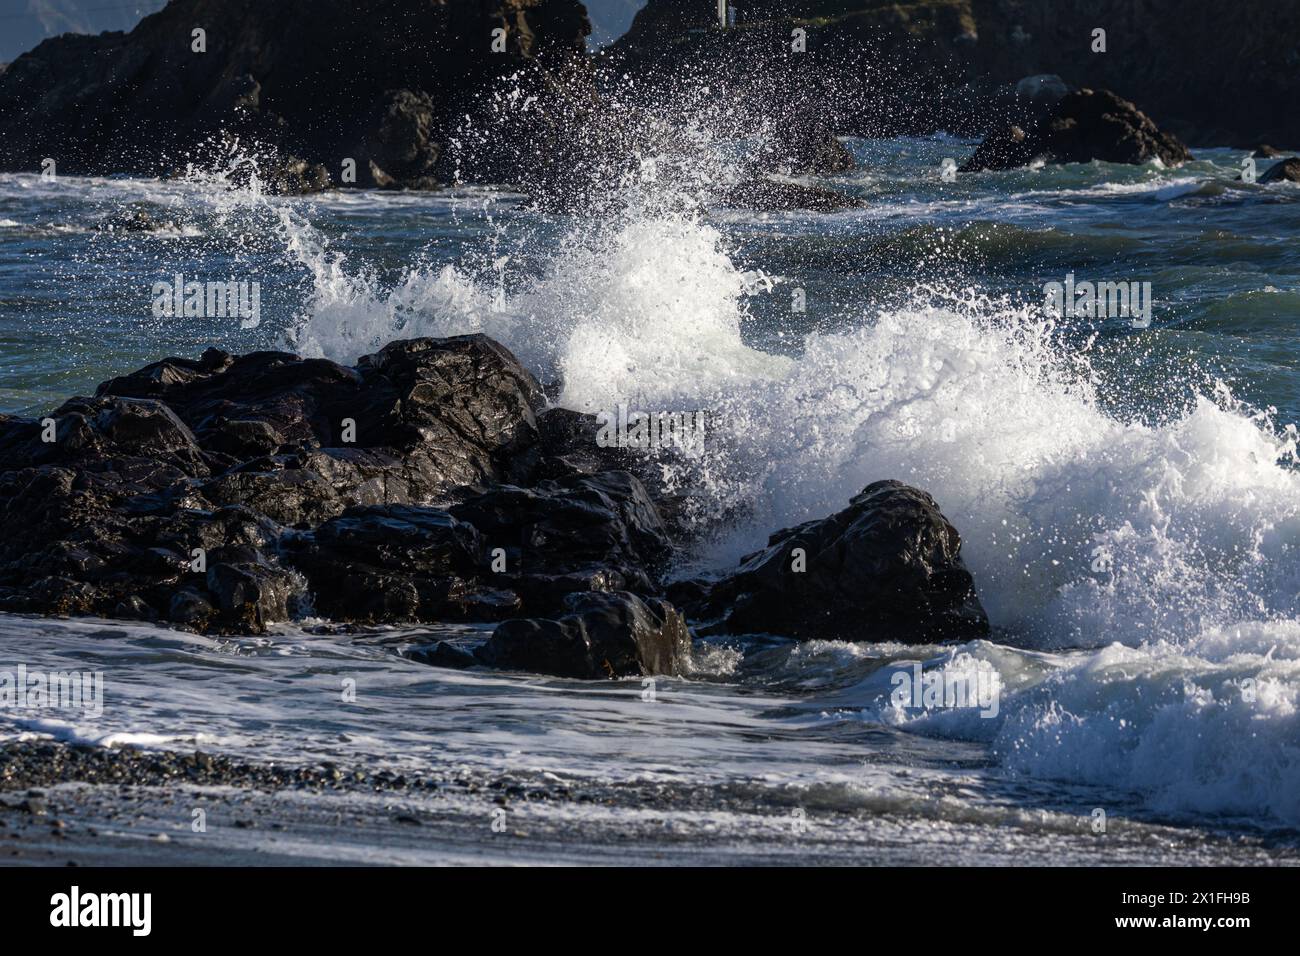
xmin=275 ymin=172 xmax=1300 ymax=648
xmin=165 ymin=144 xmax=1300 ymax=829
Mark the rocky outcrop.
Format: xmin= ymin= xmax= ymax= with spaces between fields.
xmin=407 ymin=590 xmax=692 ymax=679
xmin=696 ymin=480 xmax=989 ymax=643
xmin=960 ymin=89 xmax=1192 ymax=172
xmin=447 ymin=471 xmax=673 ymax=609
xmin=0 ymin=0 xmax=591 ymax=190
xmin=475 ymin=591 xmax=691 ymax=678
xmin=0 ymin=334 xmax=991 ymax=674
xmin=98 ymin=334 xmax=546 ymax=512
xmin=0 ymin=334 xmax=555 ymax=631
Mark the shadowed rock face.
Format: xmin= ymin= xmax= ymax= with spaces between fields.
xmin=699 ymin=480 xmax=990 ymax=644
xmin=751 ymin=126 xmax=855 ymax=177
xmin=282 ymin=470 xmax=672 ymax=623
xmin=0 ymin=0 xmax=591 ymax=189
xmin=960 ymin=89 xmax=1192 ymax=172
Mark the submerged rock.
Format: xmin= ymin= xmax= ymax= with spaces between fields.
xmin=753 ymin=126 xmax=855 ymax=176
xmin=1260 ymin=157 xmax=1300 ymax=183
xmin=476 ymin=591 xmax=691 ymax=679
xmin=961 ymin=89 xmax=1192 ymax=171
xmin=717 ymin=176 xmax=861 ymax=213
xmin=701 ymin=480 xmax=989 ymax=643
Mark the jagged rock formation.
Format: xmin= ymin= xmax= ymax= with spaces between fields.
xmin=692 ymin=480 xmax=989 ymax=644
xmin=0 ymin=334 xmax=989 ymax=675
xmin=959 ymin=89 xmax=1192 ymax=171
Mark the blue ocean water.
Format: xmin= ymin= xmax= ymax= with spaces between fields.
xmin=1 ymin=138 xmax=1298 ymax=861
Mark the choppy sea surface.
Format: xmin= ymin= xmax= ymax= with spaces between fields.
xmin=1 ymin=137 xmax=1299 ymax=863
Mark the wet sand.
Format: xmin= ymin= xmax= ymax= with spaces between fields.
xmin=3 ymin=742 xmax=1294 ymax=866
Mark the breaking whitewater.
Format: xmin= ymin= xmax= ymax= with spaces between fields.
xmin=1 ymin=126 xmax=1299 ymax=863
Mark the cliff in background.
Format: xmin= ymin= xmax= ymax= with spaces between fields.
xmin=0 ymin=0 xmax=1292 ymax=192
xmin=613 ymin=0 xmax=1299 ymax=147
xmin=0 ymin=0 xmax=591 ymax=187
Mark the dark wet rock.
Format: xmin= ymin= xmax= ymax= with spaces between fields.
xmin=528 ymin=407 xmax=638 ymax=481
xmin=701 ymin=480 xmax=989 ymax=643
xmin=0 ymin=334 xmax=557 ymax=634
xmin=283 ymin=504 xmax=497 ymax=623
xmin=352 ymin=335 xmax=545 ymax=492
xmin=1260 ymin=157 xmax=1300 ymax=183
xmin=201 ymin=418 xmax=286 ymax=460
xmin=0 ymin=331 xmax=991 ymax=678
xmin=285 ymin=469 xmax=672 ymax=623
xmin=1252 ymin=144 xmax=1286 ymax=158
xmin=958 ymin=124 xmax=1034 ymax=173
xmin=448 ymin=471 xmax=672 ymax=613
xmin=753 ymin=126 xmax=854 ymax=176
xmin=523 ymin=407 xmax=698 ymax=534
xmin=252 ymin=157 xmax=333 ymax=196
xmin=168 ymin=588 xmax=216 ymax=626
xmin=29 ymin=396 xmax=209 ymax=477
xmin=405 ymin=641 xmax=479 ymax=670
xmin=95 ymin=208 xmax=178 ymax=234
xmin=717 ymin=176 xmax=861 ymax=213
xmin=0 ymin=402 xmax=301 ymax=630
xmin=205 ymin=557 xmax=303 ymax=632
xmin=475 ymin=591 xmax=691 ymax=679
xmin=113 ymin=594 xmax=158 ymax=620
xmin=98 ymin=348 xmax=365 ymax=451
xmin=961 ymin=89 xmax=1192 ymax=172
xmin=199 ymin=467 xmax=343 ymax=528
xmin=0 ymin=459 xmax=298 ymax=631
xmin=100 ymin=334 xmax=545 ymax=502
xmin=363 ymin=90 xmax=442 ymax=189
